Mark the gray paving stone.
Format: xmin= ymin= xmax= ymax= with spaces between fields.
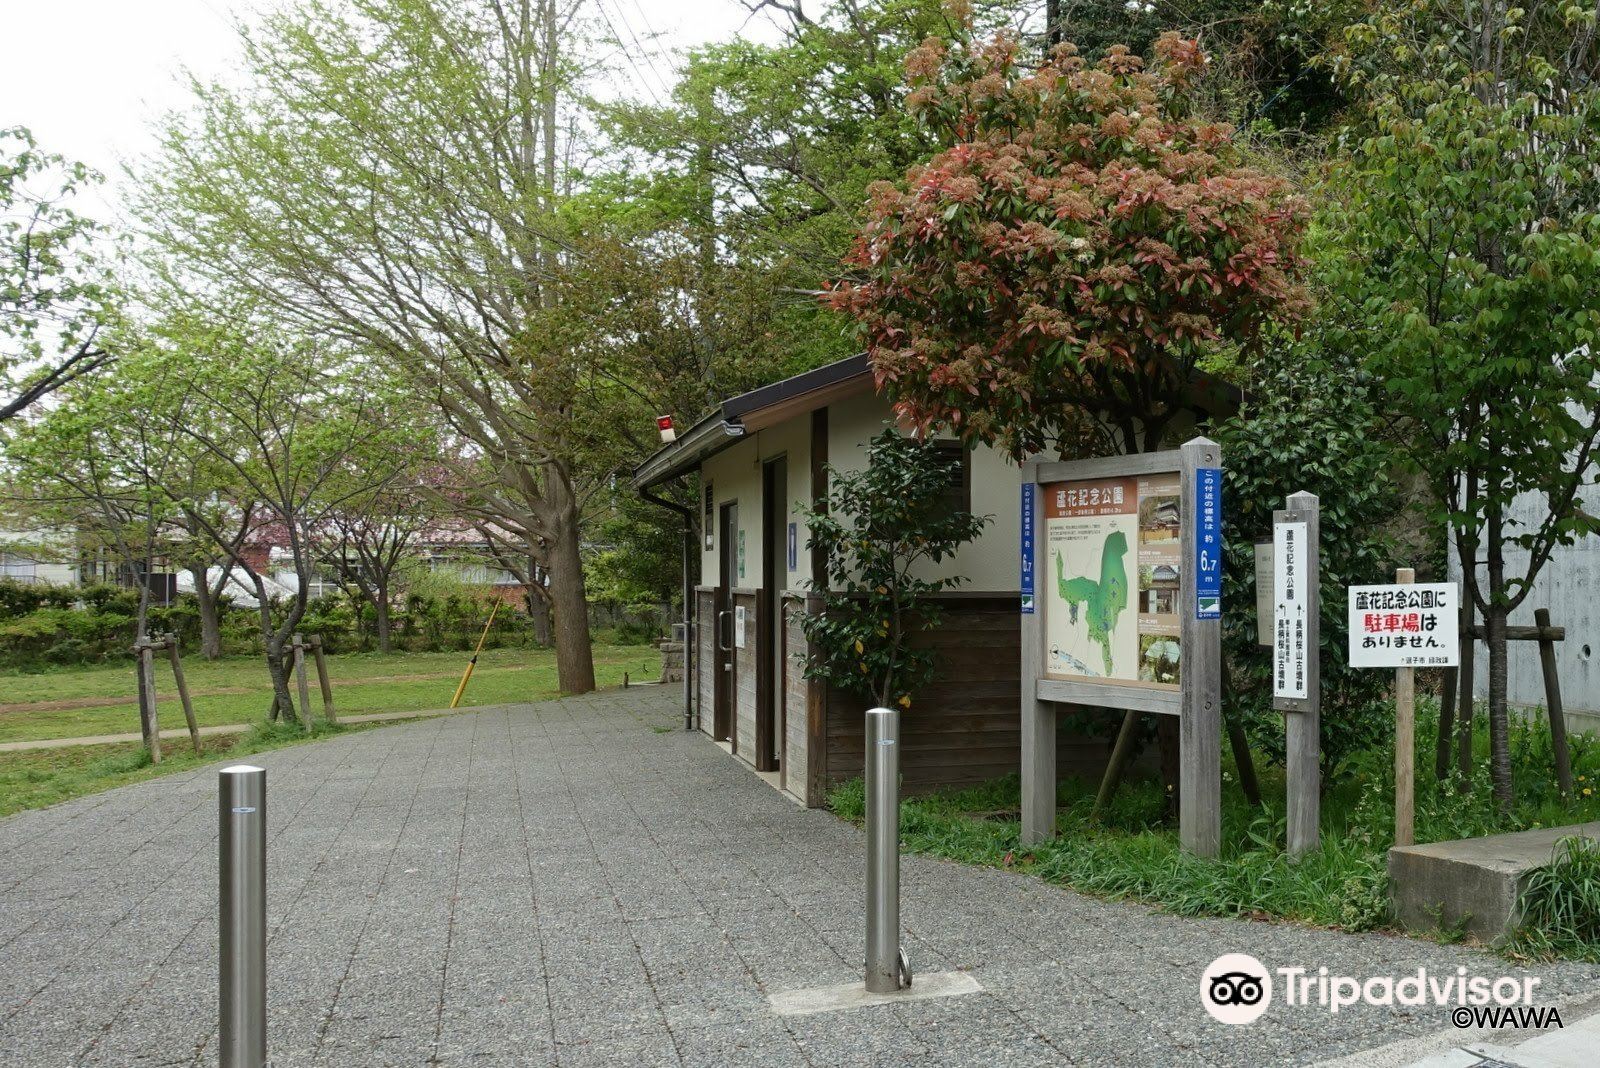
xmin=5 ymin=684 xmax=1599 ymax=1067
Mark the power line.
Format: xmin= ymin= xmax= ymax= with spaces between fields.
xmin=593 ymin=0 xmax=674 ymax=104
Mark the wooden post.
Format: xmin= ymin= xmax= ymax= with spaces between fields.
xmin=1438 ymin=662 xmax=1457 ymax=781
xmin=1456 ymin=596 xmax=1476 ymax=779
xmin=1179 ymin=437 xmax=1222 ymax=859
xmin=1092 ymin=711 xmax=1141 ymax=819
xmin=310 ymin=635 xmax=336 ymax=723
xmin=1275 ymin=492 xmax=1321 ymax=859
xmin=1394 ymin=567 xmax=1416 ymax=848
xmin=138 ymin=639 xmax=161 ymax=765
xmin=1019 ymin=473 xmax=1056 ymax=846
xmin=165 ymin=632 xmax=202 ymax=755
xmin=292 ymin=633 xmax=313 ymax=731
xmin=1534 ymin=608 xmax=1573 ymax=798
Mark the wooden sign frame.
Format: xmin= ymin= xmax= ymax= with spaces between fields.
xmin=1019 ymin=437 xmax=1222 ymax=857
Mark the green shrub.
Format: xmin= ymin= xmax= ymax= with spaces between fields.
xmin=1216 ymin=342 xmax=1402 ymax=777
xmin=0 ymin=578 xmax=75 ymax=618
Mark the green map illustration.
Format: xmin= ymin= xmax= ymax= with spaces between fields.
xmin=1055 ymin=531 xmax=1129 ymax=675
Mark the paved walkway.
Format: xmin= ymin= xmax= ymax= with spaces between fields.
xmin=1 ymin=686 xmax=1595 ymax=1067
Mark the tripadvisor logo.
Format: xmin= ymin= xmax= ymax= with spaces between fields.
xmin=1201 ymin=953 xmax=1272 ymax=1025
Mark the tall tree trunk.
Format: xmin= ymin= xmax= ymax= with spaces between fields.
xmin=373 ymin=581 xmax=393 ymax=653
xmin=191 ymin=564 xmax=224 ymax=660
xmin=264 ymin=637 xmax=296 ymax=721
xmin=527 ymin=585 xmax=552 ymax=646
xmin=547 ymin=503 xmax=595 ymax=694
xmin=1486 ymin=502 xmax=1513 ymax=812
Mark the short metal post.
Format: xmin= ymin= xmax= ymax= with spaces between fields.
xmin=219 ymin=765 xmax=267 ymax=1068
xmin=865 ymin=707 xmax=910 ymax=993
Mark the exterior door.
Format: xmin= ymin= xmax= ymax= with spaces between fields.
xmin=761 ymin=457 xmax=788 ymax=775
xmin=714 ymin=502 xmax=738 ymax=746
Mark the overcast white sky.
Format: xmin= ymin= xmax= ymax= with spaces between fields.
xmin=0 ymin=0 xmax=782 ymax=216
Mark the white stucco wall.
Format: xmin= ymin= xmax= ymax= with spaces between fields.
xmin=699 ymin=416 xmax=814 ymax=590
xmin=826 ymin=391 xmax=1021 ymax=593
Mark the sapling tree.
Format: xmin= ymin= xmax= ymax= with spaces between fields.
xmin=154 ymin=312 xmax=414 ymax=721
xmin=4 ymin=351 xmax=190 ymax=749
xmin=801 ymin=428 xmax=990 ymax=709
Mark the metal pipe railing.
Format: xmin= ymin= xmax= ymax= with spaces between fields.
xmin=219 ymin=765 xmax=267 ymax=1068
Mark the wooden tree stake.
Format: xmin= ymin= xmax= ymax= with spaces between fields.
xmin=1534 ymin=608 xmax=1573 ymax=797
xmin=310 ymin=635 xmax=336 ymax=723
xmin=292 ymin=633 xmax=313 ymax=731
xmin=138 ymin=639 xmax=161 ymax=765
xmin=164 ymin=632 xmax=202 ymax=755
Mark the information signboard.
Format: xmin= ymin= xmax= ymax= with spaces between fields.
xmin=1347 ymin=583 xmax=1460 ymax=668
xmin=1038 ymin=474 xmax=1180 ymax=688
xmin=1019 ymin=437 xmax=1223 ymax=858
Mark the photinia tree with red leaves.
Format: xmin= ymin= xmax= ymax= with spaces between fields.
xmin=827 ymin=31 xmax=1310 ymax=458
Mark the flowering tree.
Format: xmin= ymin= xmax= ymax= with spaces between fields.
xmin=828 ymin=31 xmax=1309 ymax=458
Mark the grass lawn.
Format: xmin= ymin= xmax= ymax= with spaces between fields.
xmin=0 ymin=644 xmax=663 ymax=744
xmin=0 ymin=643 xmax=662 ymax=818
xmin=0 ymin=719 xmax=384 ymax=818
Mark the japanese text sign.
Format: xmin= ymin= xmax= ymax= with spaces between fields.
xmin=1346 ymin=583 xmax=1460 ymax=668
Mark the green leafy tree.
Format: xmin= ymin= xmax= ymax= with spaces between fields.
xmin=1216 ymin=339 xmax=1401 ymax=777
xmin=139 ymin=0 xmax=606 ymax=694
xmin=1321 ymin=4 xmax=1600 ymax=810
xmin=0 ymin=127 xmax=115 ymax=420
xmin=801 ymin=428 xmax=990 ymax=708
xmin=828 ymin=29 xmax=1309 ymax=460
xmin=4 ymin=348 xmax=193 ymax=748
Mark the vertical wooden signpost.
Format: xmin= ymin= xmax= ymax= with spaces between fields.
xmin=1272 ymin=493 xmax=1320 ymax=858
xmin=1020 ymin=437 xmax=1223 ymax=858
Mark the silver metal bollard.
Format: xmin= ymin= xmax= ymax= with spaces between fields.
xmin=219 ymin=765 xmax=267 ymax=1068
xmin=865 ymin=707 xmax=911 ymax=993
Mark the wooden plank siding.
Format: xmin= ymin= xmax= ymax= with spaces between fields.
xmin=733 ymin=589 xmax=759 ymax=765
xmin=694 ymin=587 xmax=717 ymax=737
xmin=782 ymin=594 xmax=810 ymax=804
xmin=822 ymin=598 xmax=1115 ymax=794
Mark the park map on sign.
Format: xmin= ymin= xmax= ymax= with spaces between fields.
xmin=1054 ymin=531 xmax=1129 ymax=676
xmin=1042 ymin=473 xmax=1181 ymax=687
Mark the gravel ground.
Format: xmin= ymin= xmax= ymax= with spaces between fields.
xmin=1 ymin=685 xmax=1594 ymax=1066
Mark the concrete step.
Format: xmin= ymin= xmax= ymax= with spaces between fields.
xmin=1389 ymin=822 xmax=1600 ymax=941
